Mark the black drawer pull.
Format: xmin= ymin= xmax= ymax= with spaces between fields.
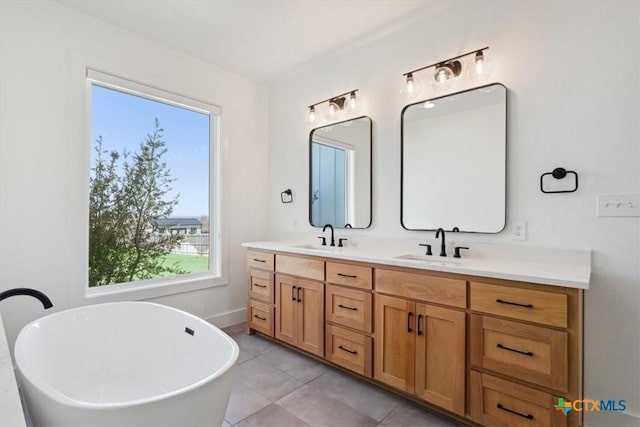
xmin=496 ymin=299 xmax=533 ymax=308
xmin=417 ymin=314 xmax=423 ymax=336
xmin=253 ymin=283 xmax=267 ymax=288
xmin=338 ymin=345 xmax=358 ymax=355
xmin=497 ymin=343 xmax=534 ymax=357
xmin=337 ymin=273 xmax=357 ymax=278
xmin=338 ymin=304 xmax=357 ymax=311
xmin=407 ymin=312 xmax=413 ymax=333
xmin=496 ymin=403 xmax=534 ymax=420
xmin=291 ymin=286 xmax=296 ymax=301
xmin=253 ymin=314 xmax=266 ymax=321
xmin=297 ymin=286 xmax=302 ymax=302
xmin=252 ymin=258 xmax=266 ymax=263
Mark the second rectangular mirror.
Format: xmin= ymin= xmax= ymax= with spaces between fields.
xmin=309 ymin=116 xmax=372 ymax=228
xmin=401 ymin=83 xmax=506 ymax=232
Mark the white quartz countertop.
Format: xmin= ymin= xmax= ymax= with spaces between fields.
xmin=0 ymin=314 xmax=27 ymax=427
xmin=242 ymin=241 xmax=591 ymax=289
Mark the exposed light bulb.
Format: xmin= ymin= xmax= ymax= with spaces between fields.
xmin=308 ymin=106 xmax=316 ymax=122
xmin=347 ymin=91 xmax=359 ymax=114
xmin=328 ymin=102 xmax=339 ymax=116
xmin=432 ymin=65 xmax=453 ymax=90
xmin=401 ymin=73 xmax=421 ymax=99
xmin=467 ymin=50 xmax=493 ymax=82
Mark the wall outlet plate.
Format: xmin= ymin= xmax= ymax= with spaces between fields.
xmin=511 ymin=220 xmax=526 ymax=241
xmin=597 ymin=194 xmax=640 ymax=217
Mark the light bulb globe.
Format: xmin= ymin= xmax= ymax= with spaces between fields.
xmin=467 ymin=51 xmax=493 ymax=82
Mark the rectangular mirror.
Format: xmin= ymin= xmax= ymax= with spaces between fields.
xmin=401 ymin=83 xmax=506 ymax=232
xmin=309 ymin=116 xmax=372 ymax=228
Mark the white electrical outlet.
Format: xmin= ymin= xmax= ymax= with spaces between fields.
xmin=597 ymin=194 xmax=640 ymax=217
xmin=512 ymin=221 xmax=526 ymax=241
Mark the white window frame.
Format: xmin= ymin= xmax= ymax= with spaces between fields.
xmin=312 ymin=136 xmax=356 ymax=225
xmin=84 ymin=69 xmax=226 ymax=299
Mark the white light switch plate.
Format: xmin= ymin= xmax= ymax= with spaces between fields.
xmin=597 ymin=194 xmax=640 ymax=217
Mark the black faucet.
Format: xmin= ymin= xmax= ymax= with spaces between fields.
xmin=435 ymin=228 xmax=447 ymax=257
xmin=344 ymin=223 xmax=352 ymax=228
xmin=0 ymin=288 xmax=53 ymax=309
xmin=322 ymin=224 xmax=336 ymax=247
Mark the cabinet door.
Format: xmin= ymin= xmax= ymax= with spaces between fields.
xmin=374 ymin=294 xmax=416 ymax=393
xmin=297 ymin=279 xmax=324 ymax=357
xmin=415 ymin=304 xmax=466 ymax=415
xmin=275 ymin=274 xmax=297 ymax=346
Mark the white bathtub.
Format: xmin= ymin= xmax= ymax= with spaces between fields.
xmin=14 ymin=302 xmax=238 ymax=427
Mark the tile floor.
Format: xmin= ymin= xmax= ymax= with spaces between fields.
xmin=221 ymin=323 xmax=460 ymax=427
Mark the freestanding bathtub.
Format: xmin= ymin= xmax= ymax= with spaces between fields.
xmin=14 ymin=302 xmax=238 ymax=427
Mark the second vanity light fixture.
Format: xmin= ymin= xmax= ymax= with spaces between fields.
xmin=402 ymin=47 xmax=492 ymax=98
xmin=308 ymin=89 xmax=359 ymax=123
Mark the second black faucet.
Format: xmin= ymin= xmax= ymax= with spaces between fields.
xmin=322 ymin=224 xmax=336 ymax=247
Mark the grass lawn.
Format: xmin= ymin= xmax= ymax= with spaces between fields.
xmin=161 ymin=253 xmax=209 ymax=274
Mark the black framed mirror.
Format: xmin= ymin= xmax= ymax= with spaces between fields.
xmin=309 ymin=116 xmax=372 ymax=228
xmin=401 ymin=83 xmax=506 ymax=232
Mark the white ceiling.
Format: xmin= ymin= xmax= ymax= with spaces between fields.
xmin=59 ymin=0 xmax=436 ymax=82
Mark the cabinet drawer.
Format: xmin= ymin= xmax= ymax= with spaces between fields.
xmin=470 ymin=371 xmax=566 ymax=427
xmin=471 ymin=282 xmax=568 ymax=328
xmin=247 ymin=250 xmax=274 ymax=271
xmin=325 ymin=324 xmax=372 ymax=377
xmin=248 ymin=300 xmax=274 ymax=337
xmin=375 ymin=269 xmax=466 ymax=308
xmin=248 ymin=269 xmax=273 ymax=303
xmin=326 ymin=262 xmax=372 ymax=290
xmin=326 ymin=284 xmax=372 ymax=333
xmin=471 ymin=314 xmax=568 ymax=392
xmin=276 ymin=254 xmax=324 ymax=281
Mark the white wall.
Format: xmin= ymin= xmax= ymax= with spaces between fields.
xmin=267 ymin=1 xmax=640 ymax=423
xmin=0 ymin=2 xmax=268 ymax=348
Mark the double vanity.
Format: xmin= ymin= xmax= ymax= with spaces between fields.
xmin=243 ymin=241 xmax=589 ymax=427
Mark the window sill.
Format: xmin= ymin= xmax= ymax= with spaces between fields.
xmin=85 ymin=272 xmax=227 ymax=303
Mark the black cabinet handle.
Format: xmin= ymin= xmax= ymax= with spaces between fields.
xmin=338 ymin=345 xmax=358 ymax=355
xmin=417 ymin=314 xmax=423 ymax=336
xmin=291 ymin=286 xmax=296 ymax=301
xmin=297 ymin=286 xmax=302 ymax=302
xmin=253 ymin=283 xmax=267 ymax=288
xmin=497 ymin=343 xmax=534 ymax=357
xmin=407 ymin=312 xmax=413 ymax=333
xmin=253 ymin=314 xmax=266 ymax=321
xmin=338 ymin=304 xmax=357 ymax=311
xmin=496 ymin=299 xmax=533 ymax=308
xmin=252 ymin=258 xmax=266 ymax=263
xmin=337 ymin=273 xmax=357 ymax=278
xmin=496 ymin=403 xmax=534 ymax=420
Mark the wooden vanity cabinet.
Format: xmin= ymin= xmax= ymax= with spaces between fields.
xmin=270 ymin=253 xmax=325 ymax=357
xmin=324 ymin=261 xmax=374 ymax=377
xmin=246 ymin=250 xmax=275 ymax=336
xmin=469 ymin=280 xmax=581 ymax=427
xmin=246 ymin=249 xmax=584 ymax=427
xmin=374 ymin=271 xmax=466 ymax=416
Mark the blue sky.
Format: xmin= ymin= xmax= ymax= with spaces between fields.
xmin=90 ymin=84 xmax=210 ymax=217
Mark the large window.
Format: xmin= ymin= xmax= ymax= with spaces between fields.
xmin=87 ymin=70 xmax=220 ymax=290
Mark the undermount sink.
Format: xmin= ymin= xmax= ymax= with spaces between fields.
xmin=394 ymin=254 xmax=462 ymax=265
xmin=293 ymin=244 xmax=335 ymax=251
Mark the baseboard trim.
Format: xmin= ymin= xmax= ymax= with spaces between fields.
xmin=205 ymin=308 xmax=246 ymax=329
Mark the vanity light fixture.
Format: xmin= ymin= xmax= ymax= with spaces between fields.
xmin=403 ymin=46 xmax=490 ymax=93
xmin=307 ymin=89 xmax=359 ymax=123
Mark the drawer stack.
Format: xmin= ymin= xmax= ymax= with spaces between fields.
xmin=324 ymin=261 xmax=373 ymax=377
xmin=469 ymin=281 xmax=581 ymax=427
xmin=246 ymin=250 xmax=275 ymax=336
